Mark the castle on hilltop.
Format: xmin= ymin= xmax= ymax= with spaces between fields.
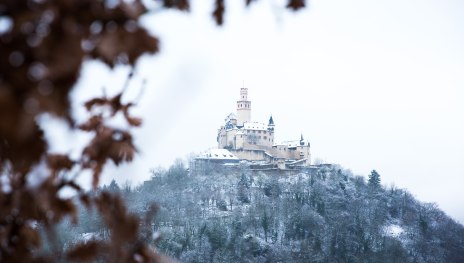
xmin=213 ymin=87 xmax=311 ymax=168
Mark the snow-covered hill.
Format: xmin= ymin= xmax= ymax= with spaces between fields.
xmin=66 ymin=162 xmax=464 ymax=262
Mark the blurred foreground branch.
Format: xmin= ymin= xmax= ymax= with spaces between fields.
xmin=0 ymin=0 xmax=305 ymax=261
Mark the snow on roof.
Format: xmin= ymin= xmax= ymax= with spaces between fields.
xmin=226 ymin=112 xmax=237 ymax=120
xmin=199 ymin=149 xmax=239 ymax=160
xmin=282 ymin=140 xmax=303 ymax=147
xmin=243 ymin=122 xmax=267 ymax=130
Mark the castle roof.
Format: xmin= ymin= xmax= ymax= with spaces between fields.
xmin=243 ymin=122 xmax=267 ymax=130
xmin=198 ymin=149 xmax=239 ymax=160
xmin=227 ymin=112 xmax=237 ymax=120
xmin=268 ymin=115 xmax=274 ymax=125
xmin=281 ymin=140 xmax=309 ymax=148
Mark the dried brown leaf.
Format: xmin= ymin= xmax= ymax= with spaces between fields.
xmin=287 ymin=0 xmax=306 ymax=11
xmin=245 ymin=0 xmax=256 ymax=6
xmin=84 ymin=98 xmax=107 ymax=111
xmin=46 ymin=154 xmax=74 ymax=172
xmin=66 ymin=241 xmax=102 ymax=262
xmin=19 ymin=225 xmax=41 ymax=248
xmin=162 ymin=0 xmax=190 ymax=11
xmin=79 ymin=194 xmax=91 ymax=208
xmin=109 ymin=93 xmax=123 ymax=116
xmin=126 ymin=116 xmax=142 ymax=127
xmin=78 ymin=115 xmax=103 ymax=131
xmin=122 ymin=104 xmax=143 ymax=127
xmin=93 ymin=27 xmax=159 ymax=67
xmin=92 ymin=162 xmax=104 ymax=189
xmin=52 ymin=198 xmax=77 ymax=223
xmin=212 ymin=0 xmax=225 ymax=26
xmin=121 ymin=0 xmax=148 ymax=18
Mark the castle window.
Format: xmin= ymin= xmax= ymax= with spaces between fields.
xmin=258 ymin=130 xmax=261 ymax=134
xmin=263 ymin=131 xmax=266 ymax=134
xmin=258 ymin=136 xmax=261 ymax=139
xmin=264 ymin=136 xmax=267 ymax=139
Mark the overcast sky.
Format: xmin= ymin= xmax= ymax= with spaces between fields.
xmin=46 ymin=0 xmax=464 ymax=222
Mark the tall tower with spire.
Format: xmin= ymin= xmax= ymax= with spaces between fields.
xmin=237 ymin=87 xmax=251 ymax=126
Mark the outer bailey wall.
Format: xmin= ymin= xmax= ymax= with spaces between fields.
xmin=229 ymin=149 xmax=273 ymax=163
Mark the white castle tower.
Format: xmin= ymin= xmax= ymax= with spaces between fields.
xmin=236 ymin=88 xmax=251 ymax=126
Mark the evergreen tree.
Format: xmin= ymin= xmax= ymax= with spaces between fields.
xmin=108 ymin=179 xmax=120 ymax=192
xmin=368 ymin=170 xmax=381 ymax=188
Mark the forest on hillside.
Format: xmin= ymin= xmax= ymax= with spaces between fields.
xmin=55 ymin=161 xmax=464 ymax=263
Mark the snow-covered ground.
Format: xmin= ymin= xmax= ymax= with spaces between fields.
xmin=383 ymin=223 xmax=404 ymax=238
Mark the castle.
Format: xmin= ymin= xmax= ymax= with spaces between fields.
xmin=215 ymin=87 xmax=311 ymax=167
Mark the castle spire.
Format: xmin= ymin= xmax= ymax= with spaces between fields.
xmin=267 ymin=115 xmax=275 ymax=132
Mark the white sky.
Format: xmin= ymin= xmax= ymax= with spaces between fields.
xmin=51 ymin=0 xmax=464 ymax=223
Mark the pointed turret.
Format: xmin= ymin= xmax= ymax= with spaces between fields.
xmin=300 ymin=134 xmax=305 ymax=145
xmin=267 ymin=115 xmax=275 ymax=132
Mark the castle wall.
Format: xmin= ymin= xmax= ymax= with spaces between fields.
xmin=237 ymin=88 xmax=251 ymax=126
xmin=230 ymin=149 xmax=273 ymax=162
xmin=227 ymin=129 xmax=238 ymax=148
xmin=217 ymin=128 xmax=226 ymax=148
xmin=221 ymin=128 xmax=274 ymax=150
xmin=218 ymin=128 xmax=240 ymax=149
xmin=235 ymin=133 xmax=245 ymax=149
xmin=270 ymin=145 xmax=289 ymax=159
xmin=269 ymin=145 xmax=310 ymax=164
xmin=241 ymin=141 xmax=273 ymax=152
xmin=220 ymin=129 xmax=311 ymax=165
xmin=237 ymin=108 xmax=251 ymax=126
xmin=298 ymin=145 xmax=311 ymax=165
xmin=242 ymin=129 xmax=273 ymax=147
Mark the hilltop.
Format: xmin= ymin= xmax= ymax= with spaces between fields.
xmin=60 ymin=161 xmax=464 ymax=262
